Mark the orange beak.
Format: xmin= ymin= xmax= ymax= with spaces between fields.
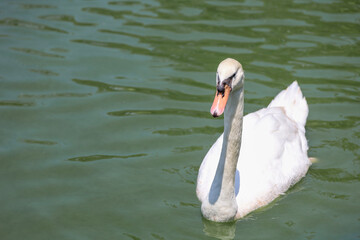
xmin=210 ymin=85 xmax=231 ymax=117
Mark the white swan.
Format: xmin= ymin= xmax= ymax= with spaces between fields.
xmin=196 ymin=58 xmax=311 ymax=222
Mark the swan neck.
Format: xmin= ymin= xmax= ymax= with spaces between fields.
xmin=222 ymin=87 xmax=244 ymax=196
xmin=201 ymin=87 xmax=244 ymax=222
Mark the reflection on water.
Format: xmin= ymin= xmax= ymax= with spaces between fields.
xmin=202 ymin=218 xmax=236 ymax=240
xmin=0 ymin=0 xmax=359 ymax=239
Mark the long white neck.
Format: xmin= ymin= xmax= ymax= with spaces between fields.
xmin=221 ymin=87 xmax=244 ymax=200
xmin=201 ymin=87 xmax=244 ymax=222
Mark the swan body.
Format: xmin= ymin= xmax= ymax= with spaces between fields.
xmin=196 ymin=58 xmax=311 ymax=222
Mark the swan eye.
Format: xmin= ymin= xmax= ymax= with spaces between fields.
xmin=230 ymin=72 xmax=236 ymax=79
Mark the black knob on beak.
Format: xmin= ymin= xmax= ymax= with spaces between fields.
xmin=217 ymin=84 xmax=225 ymax=94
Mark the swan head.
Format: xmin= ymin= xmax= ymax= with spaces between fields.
xmin=211 ymin=58 xmax=244 ymax=117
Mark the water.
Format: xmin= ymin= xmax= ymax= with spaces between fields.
xmin=0 ymin=0 xmax=359 ymax=239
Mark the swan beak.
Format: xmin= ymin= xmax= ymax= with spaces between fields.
xmin=210 ymin=85 xmax=231 ymax=117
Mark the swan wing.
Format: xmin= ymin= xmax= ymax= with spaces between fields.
xmin=235 ymin=83 xmax=311 ymax=217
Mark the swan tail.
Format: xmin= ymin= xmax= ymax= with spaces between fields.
xmin=309 ymin=157 xmax=318 ymax=164
xmin=268 ymin=81 xmax=308 ymax=126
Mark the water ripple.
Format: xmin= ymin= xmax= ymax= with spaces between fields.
xmin=318 ymin=191 xmax=350 ymax=200
xmin=21 ymin=4 xmax=56 ymax=9
xmin=297 ymin=56 xmax=360 ymax=67
xmin=162 ymin=165 xmax=197 ymax=185
xmin=153 ymin=126 xmax=222 ymax=136
xmin=172 ymin=146 xmax=203 ymax=153
xmin=291 ymin=9 xmax=360 ymax=24
xmin=29 ymin=69 xmax=59 ymax=76
xmin=11 ymin=47 xmax=65 ymax=58
xmin=308 ymin=117 xmax=360 ymax=130
xmin=19 ymin=93 xmax=92 ymax=99
xmin=108 ymin=108 xmax=209 ymax=119
xmin=287 ymin=34 xmax=356 ymax=46
xmin=310 ymin=168 xmax=360 ymax=183
xmin=0 ymin=100 xmax=35 ymax=107
xmin=72 ymin=78 xmax=209 ymax=102
xmin=163 ymin=77 xmax=212 ymax=90
xmin=307 ymin=97 xmax=359 ymax=104
xmin=82 ymin=7 xmax=133 ymax=19
xmin=1 ymin=0 xmax=359 ymax=237
xmin=71 ymin=39 xmax=152 ymax=56
xmin=23 ymin=139 xmax=57 ymax=146
xmin=68 ymin=153 xmax=147 ymax=162
xmin=318 ymin=138 xmax=359 ymax=152
xmin=0 ymin=18 xmax=67 ymax=34
xmin=100 ymin=27 xmax=265 ymax=43
xmin=39 ymin=15 xmax=96 ymax=26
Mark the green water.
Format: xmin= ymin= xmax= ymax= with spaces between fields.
xmin=1 ymin=0 xmax=359 ymax=239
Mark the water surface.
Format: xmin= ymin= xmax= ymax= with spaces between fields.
xmin=1 ymin=0 xmax=359 ymax=239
